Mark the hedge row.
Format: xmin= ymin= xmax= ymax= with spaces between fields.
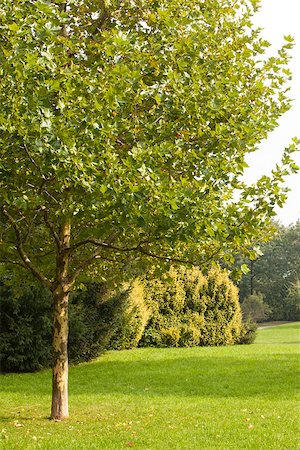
xmin=0 ymin=281 xmax=144 ymax=372
xmin=0 ymin=267 xmax=254 ymax=372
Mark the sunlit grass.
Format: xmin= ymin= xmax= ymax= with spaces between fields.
xmin=1 ymin=323 xmax=299 ymax=449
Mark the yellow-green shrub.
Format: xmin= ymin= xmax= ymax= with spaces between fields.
xmin=108 ymin=280 xmax=150 ymax=350
xmin=139 ymin=266 xmax=242 ymax=347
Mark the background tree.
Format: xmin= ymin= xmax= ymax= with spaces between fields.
xmin=240 ymin=291 xmax=271 ymax=323
xmin=238 ymin=221 xmax=300 ymax=320
xmin=0 ymin=0 xmax=298 ymax=419
xmin=284 ymin=279 xmax=300 ymax=321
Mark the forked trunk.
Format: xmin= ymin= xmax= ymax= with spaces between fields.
xmin=51 ymin=287 xmax=69 ymax=420
xmin=51 ymin=220 xmax=71 ymax=420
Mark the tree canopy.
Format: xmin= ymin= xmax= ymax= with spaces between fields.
xmin=0 ymin=0 xmax=299 ymax=419
xmin=239 ymin=221 xmax=300 ymax=320
xmin=1 ymin=0 xmax=298 ymax=285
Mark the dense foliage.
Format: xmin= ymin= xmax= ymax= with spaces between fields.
xmin=239 ymin=221 xmax=300 ymax=320
xmin=0 ymin=281 xmax=52 ymax=372
xmin=1 ymin=0 xmax=298 ymax=288
xmin=1 ymin=267 xmax=247 ymax=372
xmin=235 ymin=320 xmax=257 ymax=344
xmin=0 ymin=281 xmax=146 ymax=372
xmin=140 ymin=266 xmax=242 ymax=347
xmin=241 ymin=291 xmax=271 ymax=323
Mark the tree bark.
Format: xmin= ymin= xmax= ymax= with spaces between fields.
xmin=250 ymin=260 xmax=255 ymax=296
xmin=51 ymin=220 xmax=71 ymax=420
xmin=51 ymin=287 xmax=69 ymax=420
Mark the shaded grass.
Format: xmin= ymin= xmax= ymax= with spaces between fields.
xmin=1 ymin=323 xmax=299 ymax=449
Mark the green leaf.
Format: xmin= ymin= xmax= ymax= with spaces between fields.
xmin=241 ymin=264 xmax=250 ymax=275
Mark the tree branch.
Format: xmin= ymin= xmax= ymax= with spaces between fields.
xmin=91 ymin=0 xmax=110 ymax=35
xmin=58 ymin=2 xmax=68 ymax=37
xmin=22 ymin=144 xmax=45 ymax=179
xmin=69 ymin=236 xmax=200 ymax=266
xmin=69 ymin=238 xmax=143 ymax=253
xmin=2 ymin=207 xmax=52 ymax=289
xmin=22 ymin=145 xmax=59 ymax=203
xmin=138 ymin=247 xmax=195 ymax=265
xmin=0 ymin=259 xmax=27 ymax=269
xmin=42 ymin=207 xmax=60 ymax=249
xmin=69 ymin=248 xmax=103 ymax=284
xmin=23 ymin=210 xmax=42 ymax=244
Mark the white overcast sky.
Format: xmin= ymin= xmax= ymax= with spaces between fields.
xmin=244 ymin=0 xmax=300 ymax=226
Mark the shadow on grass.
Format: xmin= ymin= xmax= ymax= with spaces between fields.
xmin=1 ymin=352 xmax=299 ymax=400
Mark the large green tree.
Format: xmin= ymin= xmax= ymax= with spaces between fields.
xmin=239 ymin=221 xmax=300 ymax=320
xmin=0 ymin=0 xmax=298 ymax=419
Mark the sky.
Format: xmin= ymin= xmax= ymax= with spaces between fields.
xmin=244 ymin=0 xmax=300 ymax=226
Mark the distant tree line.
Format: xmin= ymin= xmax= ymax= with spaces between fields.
xmin=238 ymin=221 xmax=300 ymax=322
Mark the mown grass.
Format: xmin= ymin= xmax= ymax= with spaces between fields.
xmin=1 ymin=322 xmax=299 ymax=449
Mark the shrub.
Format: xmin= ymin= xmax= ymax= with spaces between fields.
xmin=139 ymin=266 xmax=243 ymax=347
xmin=201 ymin=267 xmax=242 ymax=345
xmin=241 ymin=291 xmax=272 ymax=323
xmin=69 ymin=280 xmax=149 ymax=361
xmin=1 ymin=280 xmax=148 ymax=372
xmin=68 ymin=282 xmax=118 ymax=363
xmin=0 ymin=282 xmax=52 ymax=372
xmin=238 ymin=320 xmax=257 ymax=345
xmin=107 ymin=280 xmax=149 ymax=350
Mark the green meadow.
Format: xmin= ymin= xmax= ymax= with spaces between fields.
xmin=1 ymin=322 xmax=299 ymax=449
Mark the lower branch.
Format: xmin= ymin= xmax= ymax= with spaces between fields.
xmin=2 ymin=207 xmax=52 ymax=289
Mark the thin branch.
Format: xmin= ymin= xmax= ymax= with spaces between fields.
xmin=23 ymin=210 xmax=42 ymax=244
xmin=43 ymin=189 xmax=60 ymax=204
xmin=91 ymin=0 xmax=110 ymax=35
xmin=36 ymin=249 xmax=56 ymax=259
xmin=22 ymin=144 xmax=45 ymax=179
xmin=70 ymin=236 xmax=199 ymax=264
xmin=58 ymin=2 xmax=68 ymax=37
xmin=70 ymin=248 xmax=103 ymax=284
xmin=70 ymin=250 xmax=136 ymax=286
xmin=0 ymin=259 xmax=27 ymax=269
xmin=138 ymin=247 xmax=195 ymax=265
xmin=22 ymin=144 xmax=59 ymax=203
xmin=42 ymin=207 xmax=60 ymax=249
xmin=2 ymin=207 xmax=52 ymax=289
xmin=70 ymin=238 xmax=144 ymax=253
xmin=104 ymin=231 xmax=119 ymax=245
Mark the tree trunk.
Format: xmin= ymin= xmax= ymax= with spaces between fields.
xmin=250 ymin=260 xmax=255 ymax=296
xmin=51 ymin=220 xmax=71 ymax=420
xmin=51 ymin=287 xmax=69 ymax=420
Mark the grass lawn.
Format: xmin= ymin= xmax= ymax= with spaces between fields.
xmin=1 ymin=322 xmax=299 ymax=449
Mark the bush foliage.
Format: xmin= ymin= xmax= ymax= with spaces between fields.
xmin=284 ymin=280 xmax=300 ymax=321
xmin=0 ymin=282 xmax=52 ymax=372
xmin=238 ymin=320 xmax=258 ymax=345
xmin=241 ymin=291 xmax=272 ymax=323
xmin=0 ymin=281 xmax=146 ymax=372
xmin=69 ymin=280 xmax=148 ymax=363
xmin=1 ymin=266 xmax=246 ymax=372
xmin=139 ymin=266 xmax=242 ymax=348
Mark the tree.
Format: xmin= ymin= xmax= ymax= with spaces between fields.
xmin=238 ymin=221 xmax=300 ymax=320
xmin=241 ymin=291 xmax=271 ymax=323
xmin=0 ymin=0 xmax=298 ymax=419
xmin=284 ymin=279 xmax=300 ymax=321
